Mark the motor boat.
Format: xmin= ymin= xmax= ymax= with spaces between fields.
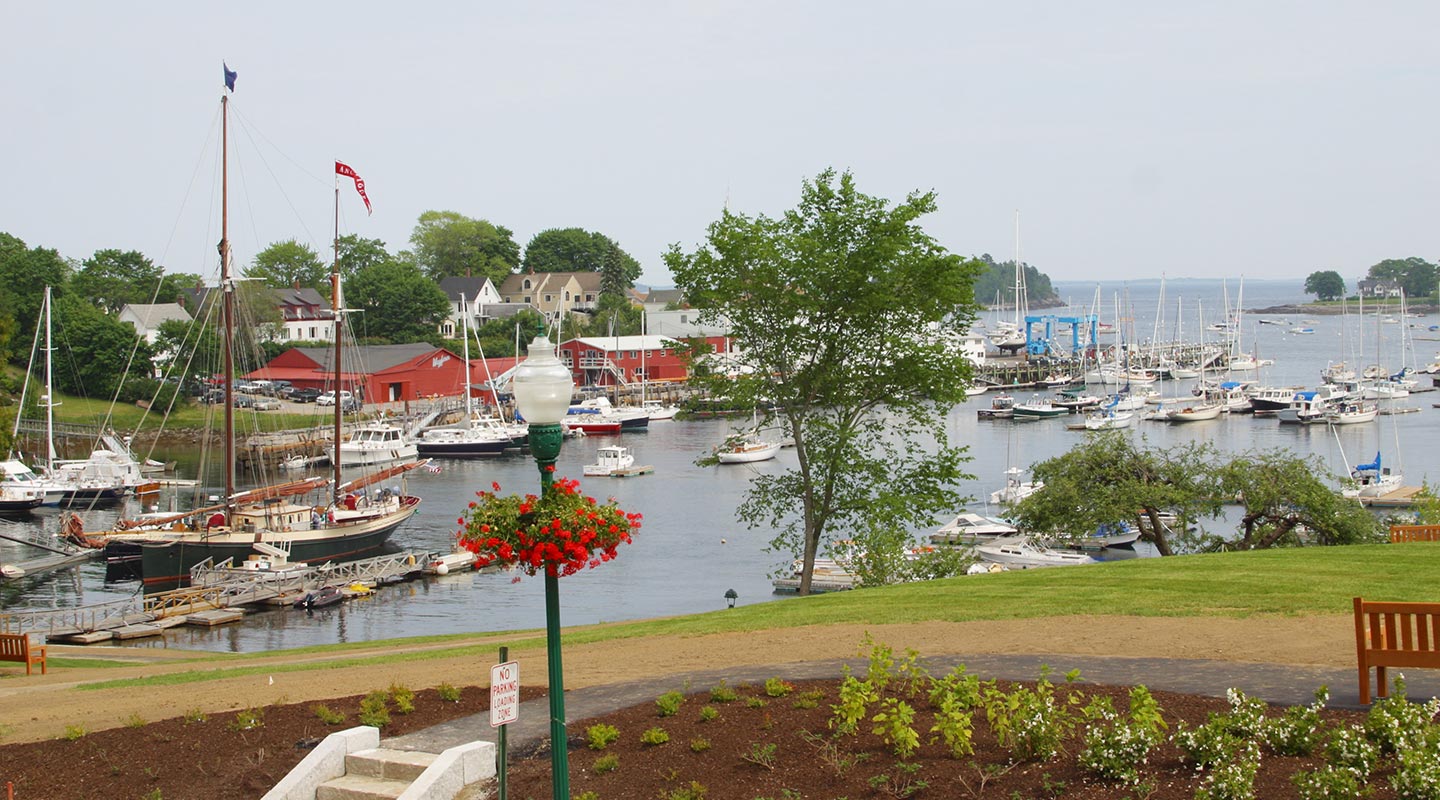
xmin=974 ymin=536 xmax=1097 ymax=569
xmin=930 ymin=512 xmax=1018 ymax=545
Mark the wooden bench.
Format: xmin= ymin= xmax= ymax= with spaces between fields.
xmin=0 ymin=632 xmax=47 ymax=675
xmin=1354 ymin=597 xmax=1440 ymax=703
xmin=1389 ymin=524 xmax=1440 ymax=543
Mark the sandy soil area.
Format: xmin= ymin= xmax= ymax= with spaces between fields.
xmin=0 ymin=614 xmax=1352 ymax=744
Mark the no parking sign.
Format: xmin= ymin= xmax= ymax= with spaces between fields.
xmin=490 ymin=661 xmax=520 ymax=727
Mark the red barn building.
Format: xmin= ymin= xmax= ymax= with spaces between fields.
xmin=557 ymin=335 xmax=727 ymax=389
xmin=251 ymin=345 xmax=525 ymax=405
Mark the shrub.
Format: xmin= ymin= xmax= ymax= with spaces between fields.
xmin=182 ymin=708 xmax=207 ymax=725
xmin=742 ymin=741 xmax=777 ymax=770
xmin=927 ymin=664 xmax=984 ymax=710
xmin=1292 ymin=765 xmax=1364 ymax=800
xmin=698 ymin=705 xmax=719 ymax=723
xmin=358 ymin=691 xmax=391 ymax=728
xmin=867 ymin=762 xmax=928 ymax=799
xmin=982 ymin=667 xmax=1085 ymax=761
xmin=656 ymin=690 xmax=685 ymax=717
xmin=1323 ymin=724 xmax=1379 ymax=780
xmin=593 ymin=753 xmax=619 ymax=773
xmin=1078 ymin=686 xmax=1167 ymax=785
xmin=62 ymin=724 xmax=88 ymax=741
xmin=709 ymin=681 xmax=738 ymax=703
xmin=1364 ymin=676 xmax=1440 ymax=754
xmin=929 ymin=695 xmax=974 ymax=759
xmin=830 ymin=675 xmax=878 ymax=736
xmin=123 ymin=713 xmax=148 ymax=728
xmin=388 ymin=683 xmax=415 ymax=714
xmin=1195 ymin=740 xmax=1261 ymax=800
xmin=228 ymin=708 xmax=265 ymax=732
xmin=312 ymin=704 xmax=347 ymax=725
xmin=1263 ymin=687 xmax=1328 ymax=757
xmin=792 ymin=690 xmax=823 ymax=710
xmin=764 ymin=677 xmax=794 ymax=697
xmin=665 ymin=781 xmax=707 ymax=800
xmin=746 ymin=697 xmax=767 ymax=709
xmin=871 ymin=697 xmax=920 ymax=759
xmin=1391 ymin=728 xmax=1440 ymax=800
xmin=437 ymin=683 xmax=462 ymax=702
xmin=689 ymin=737 xmax=711 ymax=752
xmin=640 ymin=726 xmax=670 ymax=746
xmin=587 ymin=723 xmax=621 ymax=750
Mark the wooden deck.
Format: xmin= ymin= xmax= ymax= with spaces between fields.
xmin=1357 ymin=486 xmax=1422 ymax=507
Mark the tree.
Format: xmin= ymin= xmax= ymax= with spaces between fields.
xmin=573 ymin=293 xmax=642 ymax=338
xmin=1217 ymin=450 xmax=1384 ymax=549
xmin=72 ymin=249 xmax=165 ymax=314
xmin=472 ymin=308 xmax=546 ymax=358
xmin=970 ymin=254 xmax=1059 ymax=309
xmin=335 ymin=235 xmax=394 ymax=281
xmin=409 ymin=211 xmax=519 ymax=285
xmin=522 ymin=228 xmax=642 ymax=296
xmin=0 ymin=233 xmax=73 ymax=358
xmin=1366 ymin=257 xmax=1438 ymax=301
xmin=52 ymin=295 xmax=153 ymax=401
xmin=1303 ymin=270 xmax=1345 ymax=301
xmin=1012 ymin=431 xmax=1222 ymax=556
xmin=344 ymin=261 xmax=451 ymax=344
xmin=249 ymin=240 xmax=327 ymax=290
xmin=666 ymin=169 xmax=983 ymax=594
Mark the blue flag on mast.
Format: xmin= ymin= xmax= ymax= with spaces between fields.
xmin=223 ymin=62 xmax=237 ymax=93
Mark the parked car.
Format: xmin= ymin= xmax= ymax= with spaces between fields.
xmin=287 ymin=388 xmax=321 ymax=403
xmin=245 ymin=380 xmax=274 ymax=395
xmin=201 ymin=389 xmax=226 ymax=404
xmin=233 ymin=394 xmax=254 ymax=408
xmin=340 ymin=397 xmax=361 ymax=413
xmin=251 ymin=397 xmax=281 ymax=411
xmin=316 ymin=390 xmax=354 ymax=407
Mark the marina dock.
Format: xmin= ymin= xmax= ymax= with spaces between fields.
xmin=0 ymin=519 xmax=101 ymax=580
xmin=0 ymin=549 xmax=445 ymax=644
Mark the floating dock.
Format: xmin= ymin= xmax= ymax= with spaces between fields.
xmin=1357 ymin=486 xmax=1422 ymax=508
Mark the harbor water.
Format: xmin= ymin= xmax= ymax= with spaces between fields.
xmin=2 ymin=277 xmax=1438 ymax=653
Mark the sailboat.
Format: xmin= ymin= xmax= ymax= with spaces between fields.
xmin=640 ymin=310 xmax=679 ymax=421
xmin=714 ymin=408 xmax=781 ymax=463
xmin=1 ymin=287 xmax=130 ymax=506
xmin=67 ymin=80 xmax=426 ymax=587
xmin=416 ymin=293 xmax=514 ymax=457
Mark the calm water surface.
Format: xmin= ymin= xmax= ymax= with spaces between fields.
xmin=3 ymin=278 xmax=1438 ymax=653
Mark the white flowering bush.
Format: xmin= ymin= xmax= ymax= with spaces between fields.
xmin=1364 ymin=676 xmax=1440 ymax=754
xmin=1292 ymin=765 xmax=1364 ymax=800
xmin=1077 ymin=686 xmax=1168 ymax=785
xmin=1391 ymin=729 xmax=1440 ymax=800
xmin=1323 ymin=723 xmax=1379 ymax=780
xmin=1195 ymin=739 xmax=1262 ymax=800
xmin=1263 ymin=687 xmax=1328 ymax=757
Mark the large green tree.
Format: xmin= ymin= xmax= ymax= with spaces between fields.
xmin=335 ymin=235 xmax=394 ymax=281
xmin=0 ymin=233 xmax=73 ymax=358
xmin=1366 ymin=257 xmax=1438 ymax=301
xmin=522 ymin=227 xmax=642 ymax=296
xmin=52 ymin=295 xmax=154 ymax=400
xmin=1218 ymin=450 xmax=1384 ymax=549
xmin=971 ymin=253 xmax=1059 ymax=309
xmin=249 ymin=239 xmax=327 ymax=290
xmin=666 ymin=169 xmax=983 ymax=594
xmin=1012 ymin=432 xmax=1221 ymax=556
xmin=73 ymin=249 xmax=166 ymax=314
xmin=1303 ymin=270 xmax=1345 ymax=301
xmin=344 ymin=261 xmax=451 ymax=344
xmin=409 ymin=211 xmax=520 ymax=285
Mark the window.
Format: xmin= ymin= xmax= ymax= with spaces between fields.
xmin=680 ymin=314 xmax=688 ymax=324
xmin=309 ymin=327 xmax=316 ymax=339
xmin=523 ymin=296 xmax=531 ymax=304
xmin=565 ymin=291 xmax=571 ymax=301
xmin=560 ymin=350 xmax=573 ymax=366
xmin=585 ymin=293 xmax=595 ymax=302
xmin=629 ymin=350 xmax=638 ymax=359
xmin=544 ymin=294 xmax=553 ymax=303
xmin=523 ymin=278 xmax=532 ymax=290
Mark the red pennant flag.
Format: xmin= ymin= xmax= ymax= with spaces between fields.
xmin=335 ymin=161 xmax=372 ymax=215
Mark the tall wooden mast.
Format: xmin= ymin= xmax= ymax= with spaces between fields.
xmin=221 ymin=94 xmax=236 ymax=501
xmin=331 ymin=182 xmax=343 ymax=502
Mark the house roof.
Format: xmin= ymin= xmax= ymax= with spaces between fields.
xmin=438 ymin=276 xmax=495 ymax=302
xmin=644 ymin=288 xmax=687 ymax=306
xmin=292 ymin=343 xmax=454 ymax=373
xmin=120 ymin=303 xmax=192 ymax=329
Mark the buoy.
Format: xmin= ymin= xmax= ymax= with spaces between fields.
xmin=720 ymin=538 xmax=727 ymax=544
xmin=434 ymin=562 xmax=450 ymax=575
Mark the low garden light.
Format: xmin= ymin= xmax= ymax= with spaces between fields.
xmin=725 ymin=588 xmax=738 ymax=609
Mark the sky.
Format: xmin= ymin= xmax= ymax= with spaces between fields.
xmin=4 ymin=2 xmax=1438 ymax=288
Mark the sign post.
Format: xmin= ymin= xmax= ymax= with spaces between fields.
xmin=492 ymin=648 xmax=519 ymax=800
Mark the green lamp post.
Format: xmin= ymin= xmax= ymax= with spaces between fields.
xmin=511 ymin=331 xmax=575 ymax=800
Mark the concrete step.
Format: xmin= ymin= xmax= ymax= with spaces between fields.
xmin=345 ymin=747 xmax=437 ymax=781
xmin=315 ymin=773 xmax=410 ymax=800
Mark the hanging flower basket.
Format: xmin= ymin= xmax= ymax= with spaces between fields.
xmin=456 ymin=474 xmax=642 ymax=577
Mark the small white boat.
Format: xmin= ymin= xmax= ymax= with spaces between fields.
xmin=1083 ymin=407 xmax=1134 ymax=430
xmin=339 ymin=421 xmax=419 ymax=468
xmin=1011 ymin=395 xmax=1067 ymax=418
xmin=975 ymin=536 xmax=1097 ymax=569
xmin=426 ymin=547 xmax=477 ymax=575
xmin=642 ymin=399 xmax=680 ymax=421
xmin=930 ymin=512 xmax=1018 ymax=545
xmin=1326 ymin=400 xmax=1378 ymax=425
xmin=989 ymin=466 xmax=1043 ymax=506
xmin=1 ymin=564 xmax=25 ymax=580
xmin=715 ymin=433 xmax=782 ymax=464
xmin=1290 ymin=326 xmax=1315 ymax=335
xmin=1165 ymin=402 xmax=1224 ymax=422
xmin=583 ymin=445 xmax=653 ymax=477
xmin=1342 ymin=452 xmax=1402 ymax=498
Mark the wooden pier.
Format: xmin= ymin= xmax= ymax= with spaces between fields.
xmin=0 ymin=550 xmax=439 ymax=644
xmin=1357 ymin=486 xmax=1422 ymax=508
xmin=0 ymin=519 xmax=102 ymax=580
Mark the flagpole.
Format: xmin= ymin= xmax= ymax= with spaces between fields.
xmin=332 ymin=171 xmax=343 ymax=500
